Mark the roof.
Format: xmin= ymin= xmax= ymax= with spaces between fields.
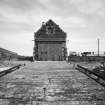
xmin=34 ymin=19 xmax=66 ymax=41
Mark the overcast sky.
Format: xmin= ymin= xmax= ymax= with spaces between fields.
xmin=0 ymin=0 xmax=105 ymax=56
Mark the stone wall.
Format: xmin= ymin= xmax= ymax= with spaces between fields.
xmin=68 ymin=56 xmax=105 ymax=62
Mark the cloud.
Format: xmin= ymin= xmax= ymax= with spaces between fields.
xmin=0 ymin=31 xmax=34 ymax=55
xmin=0 ymin=0 xmax=105 ymax=55
xmin=71 ymin=0 xmax=105 ymax=16
xmin=63 ymin=17 xmax=87 ymax=28
xmin=0 ymin=0 xmax=47 ymax=12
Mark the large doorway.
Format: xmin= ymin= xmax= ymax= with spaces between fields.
xmin=38 ymin=43 xmax=63 ymax=61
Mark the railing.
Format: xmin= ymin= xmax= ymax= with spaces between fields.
xmin=0 ymin=64 xmax=22 ymax=77
xmin=76 ymin=64 xmax=105 ymax=87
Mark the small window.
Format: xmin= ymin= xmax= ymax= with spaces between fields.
xmin=46 ymin=26 xmax=55 ymax=35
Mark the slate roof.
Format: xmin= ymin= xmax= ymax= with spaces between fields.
xmin=34 ymin=19 xmax=66 ymax=41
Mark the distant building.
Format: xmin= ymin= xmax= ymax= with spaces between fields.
xmin=81 ymin=52 xmax=105 ymax=56
xmin=81 ymin=52 xmax=92 ymax=56
xmin=33 ymin=19 xmax=67 ymax=61
xmin=69 ymin=52 xmax=78 ymax=56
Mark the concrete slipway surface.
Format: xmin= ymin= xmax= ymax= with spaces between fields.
xmin=0 ymin=61 xmax=105 ymax=105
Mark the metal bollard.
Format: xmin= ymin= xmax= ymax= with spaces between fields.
xmin=43 ymin=87 xmax=46 ymax=100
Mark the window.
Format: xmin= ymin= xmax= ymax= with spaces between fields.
xmin=46 ymin=26 xmax=55 ymax=35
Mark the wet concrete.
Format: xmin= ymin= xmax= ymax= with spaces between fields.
xmin=0 ymin=61 xmax=105 ymax=105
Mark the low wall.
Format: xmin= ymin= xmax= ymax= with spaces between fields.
xmin=68 ymin=56 xmax=105 ymax=62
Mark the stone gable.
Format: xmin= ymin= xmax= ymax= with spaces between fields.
xmin=35 ymin=19 xmax=66 ymax=41
xmin=33 ymin=19 xmax=67 ymax=61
